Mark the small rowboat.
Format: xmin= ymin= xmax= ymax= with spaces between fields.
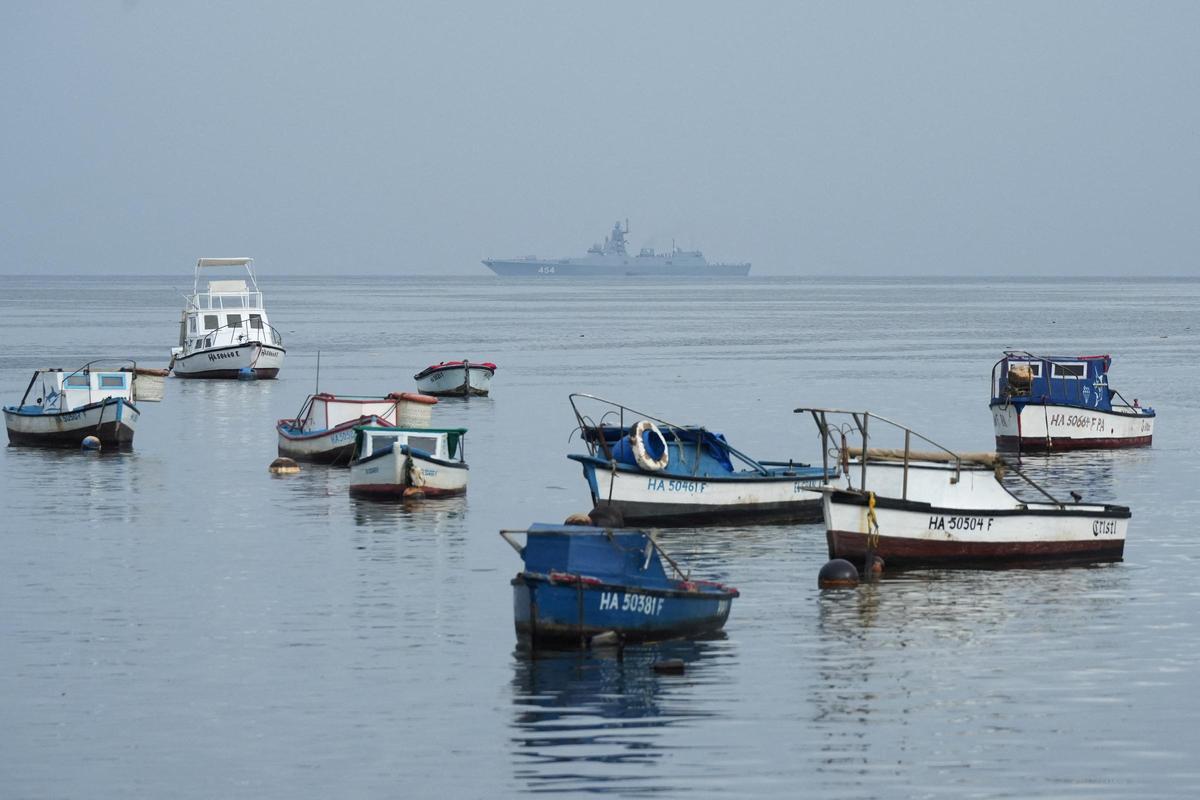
xmin=796 ymin=407 xmax=1132 ymax=569
xmin=501 ymin=523 xmax=739 ymax=647
xmin=568 ymin=394 xmax=834 ymax=525
xmin=348 ymin=425 xmax=469 ymax=499
xmin=276 ymin=391 xmax=436 ymax=465
xmin=413 ymin=360 xmax=496 ymax=397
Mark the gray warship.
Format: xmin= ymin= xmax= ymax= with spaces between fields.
xmin=482 ymin=220 xmax=751 ymax=277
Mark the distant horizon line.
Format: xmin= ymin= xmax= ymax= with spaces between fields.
xmin=1 ymin=272 xmax=1196 ymax=280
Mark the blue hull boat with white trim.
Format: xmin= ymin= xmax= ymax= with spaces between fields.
xmin=501 ymin=524 xmax=739 ymax=647
xmin=567 ymin=394 xmax=834 ymax=525
xmin=4 ymin=360 xmax=158 ymax=449
xmin=990 ymin=352 xmax=1155 ymax=451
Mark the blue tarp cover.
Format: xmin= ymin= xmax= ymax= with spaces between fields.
xmin=522 ymin=524 xmax=670 ymax=587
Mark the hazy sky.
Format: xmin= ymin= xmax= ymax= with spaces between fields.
xmin=2 ymin=2 xmax=1197 ymax=275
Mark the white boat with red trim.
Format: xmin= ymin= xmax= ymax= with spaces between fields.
xmin=170 ymin=258 xmax=286 ymax=379
xmin=795 ymin=407 xmax=1131 ymax=569
xmin=990 ymin=351 xmax=1154 ymax=451
xmin=277 ymin=391 xmax=438 ymax=465
xmin=348 ymin=425 xmax=469 ymax=499
xmin=413 ymin=360 xmax=495 ymax=397
xmin=4 ymin=360 xmax=162 ymax=449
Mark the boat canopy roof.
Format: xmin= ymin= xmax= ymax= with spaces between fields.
xmin=197 ymin=257 xmax=253 ymax=267
xmin=206 ymin=279 xmax=250 ymax=294
xmin=190 ymin=256 xmax=260 ymax=295
xmin=353 ymin=425 xmax=467 ymax=460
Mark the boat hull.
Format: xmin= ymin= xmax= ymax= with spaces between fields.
xmin=349 ymin=446 xmax=469 ymax=498
xmin=574 ymin=457 xmax=824 ymax=525
xmin=991 ymin=401 xmax=1154 ymax=451
xmin=823 ymin=491 xmax=1129 ymax=568
xmin=483 ymin=259 xmax=751 ymax=277
xmin=414 ymin=365 xmax=493 ymax=397
xmin=171 ymin=343 xmax=285 ymax=379
xmin=277 ymin=415 xmax=387 ymax=465
xmin=4 ymin=398 xmax=139 ymax=449
xmin=512 ymin=573 xmax=735 ymax=645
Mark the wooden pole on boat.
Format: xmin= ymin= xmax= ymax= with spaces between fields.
xmin=315 ymin=350 xmax=321 ymax=395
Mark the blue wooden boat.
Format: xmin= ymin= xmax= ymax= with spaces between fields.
xmin=501 ymin=523 xmax=739 ymax=647
xmin=567 ymin=393 xmax=834 ymax=525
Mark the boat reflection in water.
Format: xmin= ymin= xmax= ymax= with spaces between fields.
xmin=508 ymin=638 xmax=730 ymax=793
xmin=808 ymin=566 xmax=1132 ymax=796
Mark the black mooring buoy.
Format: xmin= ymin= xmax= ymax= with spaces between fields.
xmin=652 ymin=658 xmax=685 ymax=675
xmin=818 ymin=558 xmax=860 ymax=589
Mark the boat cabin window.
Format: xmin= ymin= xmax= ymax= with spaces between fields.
xmin=227 ymin=313 xmax=242 ymax=327
xmin=64 ymin=374 xmax=90 ymax=388
xmin=204 ymin=314 xmax=219 ymax=330
xmin=204 ymin=336 xmax=213 ymax=348
xmin=99 ymin=374 xmax=126 ymax=389
xmin=407 ymin=435 xmax=439 ymax=454
xmin=189 ymin=317 xmax=197 ymax=333
xmin=1051 ymin=363 xmax=1086 ymax=379
xmin=368 ymin=434 xmax=399 ymax=456
xmin=249 ymin=314 xmax=263 ymax=329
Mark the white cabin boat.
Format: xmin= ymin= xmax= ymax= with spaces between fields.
xmin=413 ymin=360 xmax=495 ymax=397
xmin=795 ymin=408 xmax=1131 ymax=569
xmin=170 ymin=258 xmax=285 ymax=379
xmin=349 ymin=425 xmax=469 ymax=499
xmin=4 ymin=360 xmax=161 ymax=449
xmin=277 ymin=392 xmax=437 ymax=464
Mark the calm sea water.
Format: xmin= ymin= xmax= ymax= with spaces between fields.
xmin=2 ymin=275 xmax=1198 ymax=799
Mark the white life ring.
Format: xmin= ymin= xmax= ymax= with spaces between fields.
xmin=630 ymin=420 xmax=670 ymax=472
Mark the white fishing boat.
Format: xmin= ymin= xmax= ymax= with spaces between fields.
xmin=794 ymin=407 xmax=1131 ymax=569
xmin=348 ymin=425 xmax=469 ymax=498
xmin=277 ymin=392 xmax=437 ymax=464
xmin=4 ymin=360 xmax=161 ymax=449
xmin=169 ymin=258 xmax=286 ymax=379
xmin=413 ymin=360 xmax=495 ymax=397
xmin=989 ymin=351 xmax=1154 ymax=451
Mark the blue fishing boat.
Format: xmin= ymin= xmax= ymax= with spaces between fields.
xmin=567 ymin=394 xmax=834 ymax=525
xmin=990 ymin=351 xmax=1155 ymax=451
xmin=501 ymin=523 xmax=739 ymax=647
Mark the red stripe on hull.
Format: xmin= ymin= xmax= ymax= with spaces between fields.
xmin=827 ymin=530 xmax=1124 ymax=569
xmin=995 ymin=434 xmax=1152 ymax=452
